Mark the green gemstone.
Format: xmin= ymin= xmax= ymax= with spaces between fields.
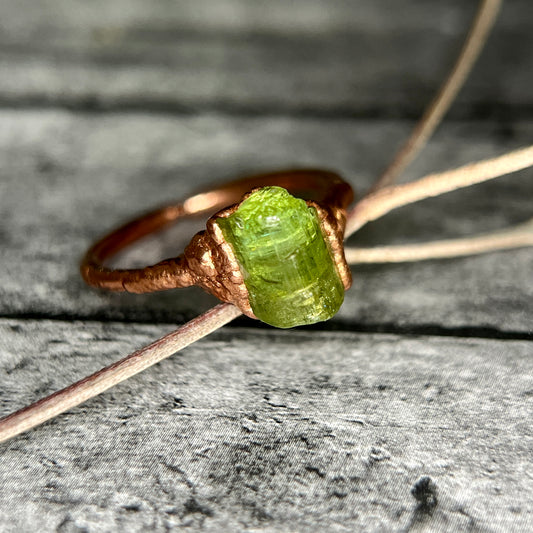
xmin=217 ymin=186 xmax=344 ymax=328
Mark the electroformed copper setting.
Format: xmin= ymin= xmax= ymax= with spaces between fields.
xmin=80 ymin=169 xmax=354 ymax=317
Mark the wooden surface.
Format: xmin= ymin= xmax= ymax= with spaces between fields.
xmin=1 ymin=1 xmax=532 ymax=117
xmin=0 ymin=1 xmax=532 ymax=532
xmin=1 ymin=323 xmax=532 ymax=532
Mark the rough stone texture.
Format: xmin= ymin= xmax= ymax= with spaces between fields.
xmin=218 ymin=187 xmax=345 ymax=328
xmin=1 ymin=1 xmax=532 ymax=531
xmin=1 ymin=321 xmax=532 ymax=532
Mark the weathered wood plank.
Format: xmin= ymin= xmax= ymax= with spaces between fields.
xmin=0 ymin=110 xmax=531 ymax=332
xmin=0 ymin=320 xmax=531 ymax=531
xmin=1 ymin=3 xmax=531 ymax=533
xmin=1 ymin=0 xmax=532 ymax=115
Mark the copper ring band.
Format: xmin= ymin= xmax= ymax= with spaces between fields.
xmin=80 ymin=169 xmax=354 ymax=299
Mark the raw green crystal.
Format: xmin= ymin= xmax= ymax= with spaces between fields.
xmin=217 ymin=186 xmax=344 ymax=328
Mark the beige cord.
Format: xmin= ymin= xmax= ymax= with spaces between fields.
xmin=346 ymin=145 xmax=533 ymax=237
xmin=345 ymin=218 xmax=533 ymax=264
xmin=368 ymin=0 xmax=502 ymax=194
xmin=0 ymin=304 xmax=242 ymax=444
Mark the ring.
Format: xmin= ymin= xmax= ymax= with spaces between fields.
xmin=81 ymin=169 xmax=354 ymax=328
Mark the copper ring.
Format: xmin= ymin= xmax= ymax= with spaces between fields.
xmin=80 ymin=169 xmax=354 ymax=318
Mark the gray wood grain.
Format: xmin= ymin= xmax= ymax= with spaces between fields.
xmin=0 ymin=110 xmax=531 ymax=332
xmin=1 ymin=3 xmax=532 ymax=531
xmin=1 ymin=319 xmax=532 ymax=532
xmin=1 ymin=1 xmax=532 ymax=116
